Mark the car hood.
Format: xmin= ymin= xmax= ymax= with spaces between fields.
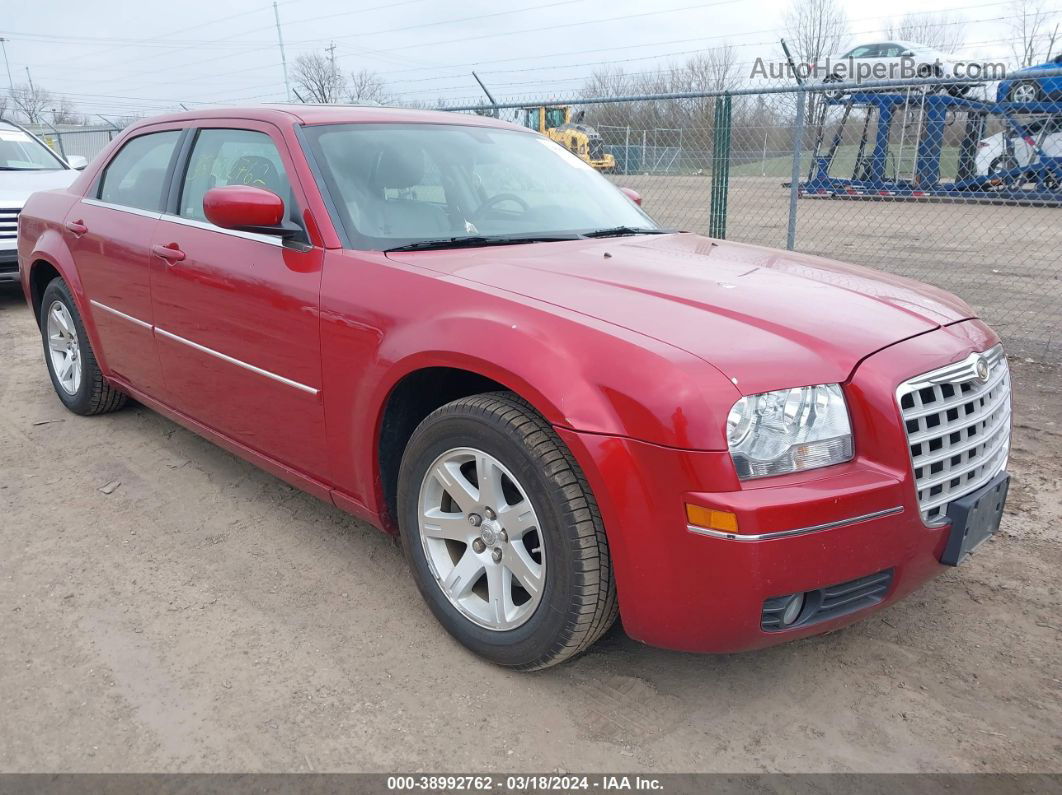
xmin=388 ymin=233 xmax=975 ymax=394
xmin=0 ymin=168 xmax=77 ymax=204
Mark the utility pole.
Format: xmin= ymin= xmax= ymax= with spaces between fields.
xmin=272 ymin=0 xmax=291 ymax=102
xmin=0 ymin=38 xmax=13 ymax=93
xmin=326 ymin=41 xmax=337 ymax=76
xmin=24 ymin=66 xmax=34 ymax=91
xmin=471 ymin=72 xmax=499 ymax=117
xmin=326 ymin=41 xmax=338 ymax=103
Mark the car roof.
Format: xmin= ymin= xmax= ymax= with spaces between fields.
xmin=130 ymin=104 xmax=527 ymax=132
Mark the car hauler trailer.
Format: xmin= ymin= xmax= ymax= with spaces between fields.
xmin=793 ymin=91 xmax=1062 ymax=206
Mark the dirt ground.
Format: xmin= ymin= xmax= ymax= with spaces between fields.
xmin=612 ymin=174 xmax=1061 ymax=361
xmin=1 ymin=281 xmax=1060 ymax=774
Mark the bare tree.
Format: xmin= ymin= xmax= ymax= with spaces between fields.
xmin=0 ymin=93 xmax=9 ymax=120
xmin=10 ymin=82 xmax=53 ymax=124
xmin=347 ymin=69 xmax=392 ymax=105
xmin=681 ymin=47 xmax=740 ymax=94
xmin=887 ymin=12 xmax=967 ymax=53
xmin=785 ymin=0 xmax=849 ymax=125
xmin=785 ymin=0 xmax=849 ymax=69
xmin=292 ymin=52 xmax=346 ymax=103
xmin=580 ymin=67 xmax=635 ymax=129
xmin=50 ymin=97 xmax=84 ymax=126
xmin=1008 ymin=0 xmax=1059 ymax=66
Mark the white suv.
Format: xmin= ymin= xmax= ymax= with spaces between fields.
xmin=0 ymin=120 xmax=86 ymax=284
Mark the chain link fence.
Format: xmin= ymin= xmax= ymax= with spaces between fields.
xmin=25 ymin=123 xmax=120 ymax=163
xmin=13 ymin=76 xmax=1062 ymax=360
xmin=446 ymin=70 xmax=1062 ymax=361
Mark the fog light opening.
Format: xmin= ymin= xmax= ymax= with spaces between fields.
xmin=781 ymin=593 xmax=805 ymax=626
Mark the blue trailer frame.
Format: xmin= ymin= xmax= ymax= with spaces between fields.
xmin=798 ymin=92 xmax=1062 ymax=205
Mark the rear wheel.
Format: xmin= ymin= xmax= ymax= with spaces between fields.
xmin=1008 ymin=81 xmax=1041 ymax=103
xmin=40 ymin=278 xmax=127 ymax=415
xmin=397 ymin=392 xmax=617 ymax=670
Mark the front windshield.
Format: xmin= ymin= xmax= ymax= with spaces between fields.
xmin=303 ymin=122 xmax=657 ymax=249
xmin=0 ymin=128 xmax=65 ymax=171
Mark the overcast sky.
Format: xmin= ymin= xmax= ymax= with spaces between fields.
xmin=0 ymin=0 xmax=1026 ymax=119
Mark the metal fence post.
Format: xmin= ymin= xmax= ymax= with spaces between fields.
xmin=709 ymin=93 xmax=731 ymax=239
xmin=786 ymin=89 xmax=806 ymax=251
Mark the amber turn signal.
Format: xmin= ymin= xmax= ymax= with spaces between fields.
xmin=685 ymin=503 xmax=739 ymax=533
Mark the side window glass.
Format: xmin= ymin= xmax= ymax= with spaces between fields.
xmin=178 ymin=128 xmax=293 ymax=222
xmin=98 ymin=130 xmax=181 ymax=212
xmin=545 ymin=108 xmax=566 ymax=128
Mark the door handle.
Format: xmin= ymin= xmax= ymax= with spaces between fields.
xmin=65 ymin=219 xmax=88 ymax=236
xmin=151 ymin=243 xmax=186 ymax=263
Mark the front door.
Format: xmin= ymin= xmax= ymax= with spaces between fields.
xmin=68 ymin=127 xmax=183 ymax=396
xmin=149 ymin=122 xmax=328 ymax=480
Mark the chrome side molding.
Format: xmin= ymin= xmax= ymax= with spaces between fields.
xmin=88 ymin=299 xmax=318 ymax=396
xmin=687 ymin=506 xmax=904 ymax=542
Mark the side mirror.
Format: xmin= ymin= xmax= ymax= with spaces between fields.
xmin=66 ymin=155 xmax=88 ymax=170
xmin=203 ymin=185 xmax=294 ymax=237
xmin=618 ymin=186 xmax=643 ymax=206
xmin=901 ymin=51 xmax=914 ymax=57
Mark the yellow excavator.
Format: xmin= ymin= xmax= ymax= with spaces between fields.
xmin=521 ymin=106 xmax=616 ymax=172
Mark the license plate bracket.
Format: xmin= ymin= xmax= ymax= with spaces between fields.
xmin=940 ymin=471 xmax=1009 ymax=567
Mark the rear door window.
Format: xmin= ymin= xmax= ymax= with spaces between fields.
xmin=98 ymin=131 xmax=181 ymax=212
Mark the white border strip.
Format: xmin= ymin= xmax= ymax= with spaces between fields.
xmin=687 ymin=506 xmax=904 ymax=542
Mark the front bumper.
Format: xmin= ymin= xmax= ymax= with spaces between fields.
xmin=0 ymin=246 xmax=18 ymax=282
xmin=559 ymin=318 xmax=1002 ymax=654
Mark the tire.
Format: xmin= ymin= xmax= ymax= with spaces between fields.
xmin=822 ymin=73 xmax=844 ymax=100
xmin=39 ymin=277 xmax=127 ymax=416
xmin=397 ymin=392 xmax=618 ymax=670
xmin=988 ymin=155 xmax=1018 ymax=175
xmin=1008 ymin=81 xmax=1041 ymax=103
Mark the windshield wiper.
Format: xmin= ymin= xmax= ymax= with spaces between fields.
xmin=384 ymin=235 xmax=580 ymax=252
xmin=581 ymin=226 xmax=670 ymax=238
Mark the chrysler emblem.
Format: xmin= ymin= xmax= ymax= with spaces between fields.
xmin=975 ymin=357 xmax=990 ymax=383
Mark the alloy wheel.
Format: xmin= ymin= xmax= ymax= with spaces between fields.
xmin=46 ymin=301 xmax=82 ymax=396
xmin=417 ymin=447 xmax=546 ymax=631
xmin=1010 ymin=82 xmax=1039 ymax=103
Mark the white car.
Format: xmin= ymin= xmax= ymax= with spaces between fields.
xmin=819 ymin=41 xmax=965 ymax=92
xmin=0 ymin=120 xmax=86 ymax=284
xmin=975 ymin=116 xmax=1062 ymax=177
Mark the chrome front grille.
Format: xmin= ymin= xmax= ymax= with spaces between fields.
xmin=897 ymin=345 xmax=1011 ymax=525
xmin=0 ymin=206 xmax=19 ymax=240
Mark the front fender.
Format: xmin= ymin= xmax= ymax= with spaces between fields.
xmin=372 ymin=301 xmax=740 ymax=451
xmin=319 ymin=251 xmax=741 ymax=519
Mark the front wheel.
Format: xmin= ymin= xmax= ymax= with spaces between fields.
xmin=40 ymin=277 xmax=127 ymax=415
xmin=397 ymin=392 xmax=617 ymax=670
xmin=822 ymin=73 xmax=845 ymax=100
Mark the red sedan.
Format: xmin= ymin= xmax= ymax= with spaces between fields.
xmin=18 ymin=106 xmax=1012 ymax=669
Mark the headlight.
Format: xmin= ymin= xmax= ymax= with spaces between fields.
xmin=727 ymin=384 xmax=853 ymax=479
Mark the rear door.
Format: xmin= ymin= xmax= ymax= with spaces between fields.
xmin=67 ymin=127 xmax=184 ymax=396
xmin=149 ymin=121 xmax=328 ymax=479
